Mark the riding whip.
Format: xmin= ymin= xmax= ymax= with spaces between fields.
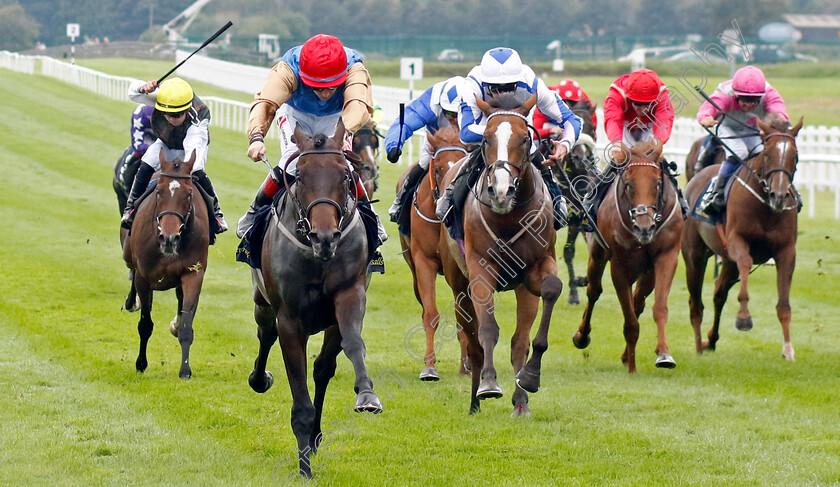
xmin=157 ymin=21 xmax=234 ymax=84
xmin=693 ymin=85 xmax=751 ymax=164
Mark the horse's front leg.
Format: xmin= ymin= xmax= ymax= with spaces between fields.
xmin=134 ymin=277 xmax=154 ymax=373
xmin=516 ymin=258 xmax=562 ymax=397
xmin=276 ymin=319 xmax=316 ymax=480
xmin=710 ymin=259 xmax=740 ymax=349
xmin=312 ymin=326 xmax=343 ymax=452
xmin=610 ymin=266 xmax=639 ymax=373
xmin=465 ymin=263 xmax=503 ymax=401
xmin=564 ymin=226 xmax=582 ymax=305
xmin=775 ymin=244 xmax=796 ymax=361
xmin=248 ymin=296 xmax=278 ymax=393
xmin=682 ymin=231 xmax=711 ymax=353
xmin=727 ymin=238 xmax=755 ymax=331
xmin=574 ymin=243 xmax=607 ymax=349
xmin=169 ymin=285 xmax=184 ymax=337
xmin=510 ymin=287 xmax=538 ymax=416
xmin=413 ymin=250 xmax=443 ymax=381
xmin=334 ymin=283 xmax=382 ymax=414
xmin=651 ymin=248 xmax=681 ymax=369
xmin=175 ymin=271 xmax=204 ymax=379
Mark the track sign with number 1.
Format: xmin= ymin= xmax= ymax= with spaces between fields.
xmin=400 ymin=58 xmax=423 ymax=80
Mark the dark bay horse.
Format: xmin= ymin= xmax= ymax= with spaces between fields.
xmin=682 ymin=116 xmax=803 ymax=360
xmin=439 ymin=93 xmax=563 ymax=415
xmin=246 ymin=120 xmax=382 ymax=480
xmin=351 ymin=120 xmax=380 ymax=195
xmin=685 ymin=136 xmax=725 ymax=182
xmin=549 ymin=99 xmax=598 ymax=305
xmin=121 ymin=150 xmax=209 ymax=379
xmin=398 ymin=125 xmax=470 ymax=381
xmin=573 ymin=140 xmax=684 ymax=373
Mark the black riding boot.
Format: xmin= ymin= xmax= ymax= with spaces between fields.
xmin=193 ymin=170 xmax=228 ymax=233
xmin=236 ymin=173 xmax=281 ymax=239
xmin=389 ymin=163 xmax=427 ymax=224
xmin=435 ymin=149 xmax=482 ymax=223
xmin=121 ymin=162 xmax=154 ymax=229
xmin=662 ymin=158 xmax=691 ymax=218
xmin=705 ymin=155 xmax=739 ymax=214
xmin=530 ymin=152 xmax=568 ymax=230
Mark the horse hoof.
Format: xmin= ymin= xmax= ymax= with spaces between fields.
xmin=735 ymin=317 xmax=753 ymax=331
xmin=573 ymin=332 xmax=591 ymax=349
xmin=419 ymin=367 xmax=440 ymax=381
xmin=655 ymin=353 xmax=677 ymax=369
xmin=125 ymin=296 xmax=140 ymax=312
xmin=135 ymin=357 xmax=147 ymax=373
xmin=179 ymin=365 xmax=192 ymax=379
xmin=354 ymin=390 xmax=383 ymax=414
xmin=515 ymin=367 xmax=540 ymax=393
xmin=568 ymin=294 xmax=580 ymax=305
xmin=477 ymin=380 xmax=503 ymax=399
xmin=511 ymin=403 xmax=531 ymax=417
xmin=574 ymin=276 xmax=589 ymax=287
xmin=249 ymin=370 xmax=274 ymax=393
xmin=169 ymin=316 xmax=180 ymax=337
xmin=782 ymin=342 xmax=795 ymax=361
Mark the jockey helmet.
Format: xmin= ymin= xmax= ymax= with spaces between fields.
xmin=439 ymin=76 xmax=464 ymax=113
xmin=480 ymin=47 xmax=524 ymax=85
xmin=556 ymin=79 xmax=583 ymax=102
xmin=732 ymin=66 xmax=767 ymax=96
xmin=299 ymin=34 xmax=348 ymax=88
xmin=155 ymin=77 xmax=193 ymax=113
xmin=625 ymin=69 xmax=661 ymax=103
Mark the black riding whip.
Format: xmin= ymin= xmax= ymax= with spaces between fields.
xmin=157 ymin=21 xmax=234 ymax=84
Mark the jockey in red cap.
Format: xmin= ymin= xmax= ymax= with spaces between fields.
xmin=533 ymin=79 xmax=598 ymax=141
xmin=240 ymin=34 xmax=386 ymax=272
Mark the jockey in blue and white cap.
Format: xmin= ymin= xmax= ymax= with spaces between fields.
xmin=383 ymin=76 xmax=467 ymax=222
xmin=435 ymin=47 xmax=582 ymax=231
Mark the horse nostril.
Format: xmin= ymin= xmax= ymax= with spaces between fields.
xmin=309 ymin=233 xmax=321 ymax=244
xmin=333 ymin=231 xmax=341 ymax=241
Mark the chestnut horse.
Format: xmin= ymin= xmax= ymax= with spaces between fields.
xmin=121 ymin=150 xmax=209 ymax=379
xmin=246 ymin=120 xmax=382 ymax=480
xmin=440 ymin=93 xmax=563 ymax=415
xmin=398 ymin=125 xmax=470 ymax=381
xmin=549 ymin=100 xmax=598 ymax=305
xmin=682 ymin=116 xmax=803 ymax=360
xmin=684 ymin=136 xmax=725 ymax=182
xmin=573 ymin=140 xmax=684 ymax=373
xmin=350 ymin=120 xmax=381 ymax=195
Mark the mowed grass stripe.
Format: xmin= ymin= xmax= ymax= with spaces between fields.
xmin=1 ymin=66 xmax=839 ymax=486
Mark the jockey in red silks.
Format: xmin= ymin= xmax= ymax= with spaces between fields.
xmin=697 ymin=65 xmax=789 ymax=213
xmin=585 ymin=68 xmax=688 ymax=218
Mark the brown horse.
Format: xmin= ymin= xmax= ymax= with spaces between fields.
xmin=682 ymin=116 xmax=803 ymax=360
xmin=398 ymin=125 xmax=470 ymax=381
xmin=350 ymin=120 xmax=380 ymax=195
xmin=685 ymin=136 xmax=725 ymax=182
xmin=439 ymin=93 xmax=563 ymax=415
xmin=246 ymin=120 xmax=382 ymax=480
xmin=573 ymin=140 xmax=684 ymax=373
xmin=121 ymin=150 xmax=209 ymax=379
xmin=549 ymin=100 xmax=598 ymax=305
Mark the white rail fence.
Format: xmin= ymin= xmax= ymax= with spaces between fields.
xmin=3 ymin=50 xmax=839 ymax=219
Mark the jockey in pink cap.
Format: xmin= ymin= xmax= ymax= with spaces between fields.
xmin=697 ymin=65 xmax=789 ymax=213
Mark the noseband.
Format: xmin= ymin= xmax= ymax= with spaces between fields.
xmin=283 ymin=148 xmax=354 ymax=240
xmin=155 ymin=172 xmax=194 ymax=232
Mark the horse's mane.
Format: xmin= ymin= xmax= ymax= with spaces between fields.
xmin=432 ymin=125 xmax=461 ymax=147
xmin=764 ymin=113 xmax=790 ymax=132
xmin=487 ymin=93 xmax=523 ymax=110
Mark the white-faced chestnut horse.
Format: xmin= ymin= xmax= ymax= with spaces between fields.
xmin=682 ymin=116 xmax=803 ymax=360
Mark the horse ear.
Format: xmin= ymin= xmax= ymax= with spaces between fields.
xmin=159 ymin=149 xmax=167 ymax=167
xmin=333 ymin=117 xmax=346 ymax=144
xmin=426 ymin=129 xmax=437 ymax=146
xmin=185 ymin=150 xmax=196 ymax=173
xmin=755 ymin=118 xmax=771 ymax=136
xmin=475 ymin=94 xmax=491 ymax=115
xmin=292 ymin=123 xmax=306 ymax=145
xmin=521 ymin=93 xmax=537 ymax=115
xmin=789 ymin=116 xmax=804 ymax=137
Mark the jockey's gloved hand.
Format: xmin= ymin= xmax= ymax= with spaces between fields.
xmin=387 ymin=147 xmax=402 ymax=164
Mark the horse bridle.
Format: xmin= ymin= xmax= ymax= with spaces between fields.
xmin=283 ymin=149 xmax=355 ymax=240
xmin=476 ymin=110 xmax=538 ymax=208
xmin=430 ymin=145 xmax=469 ymax=200
xmin=618 ymin=160 xmax=665 ymax=226
xmin=155 ymin=172 xmax=194 ymax=232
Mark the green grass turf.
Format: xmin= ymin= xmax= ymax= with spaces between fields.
xmin=1 ymin=65 xmax=839 ymax=486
